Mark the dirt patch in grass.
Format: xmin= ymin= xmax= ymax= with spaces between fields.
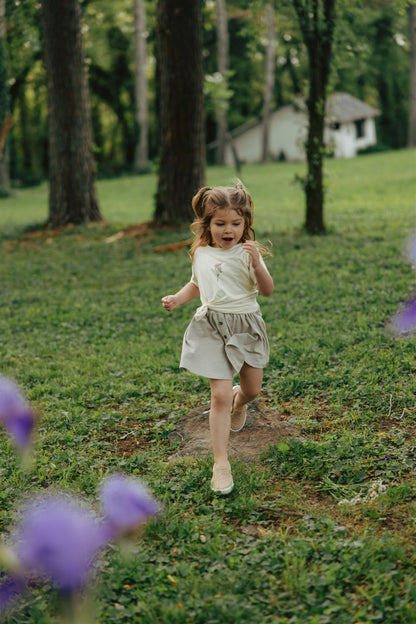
xmin=113 ymin=400 xmax=302 ymax=460
xmin=375 ymin=414 xmax=416 ymax=435
xmin=109 ymin=426 xmax=152 ymax=457
xmin=167 ymin=400 xmax=303 ymax=461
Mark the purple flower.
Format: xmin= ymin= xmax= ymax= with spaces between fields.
xmin=0 ymin=576 xmax=25 ymax=616
xmin=0 ymin=376 xmax=35 ymax=449
xmin=15 ymin=496 xmax=108 ymax=592
xmin=390 ymin=294 xmax=416 ymax=335
xmin=100 ymin=474 xmax=160 ymax=536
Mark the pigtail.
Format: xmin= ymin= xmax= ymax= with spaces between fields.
xmin=190 ymin=187 xmax=213 ymax=260
xmin=192 ymin=186 xmax=212 ymax=219
xmin=255 ymin=240 xmax=273 ymax=257
xmin=233 ymin=181 xmax=271 ymax=256
xmin=227 ymin=180 xmax=254 ymax=242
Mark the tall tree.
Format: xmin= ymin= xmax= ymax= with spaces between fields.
xmin=216 ymin=0 xmax=229 ymax=165
xmin=134 ymin=0 xmax=149 ymax=172
xmin=262 ymin=2 xmax=276 ymax=163
xmin=292 ymin=0 xmax=336 ymax=233
xmin=41 ymin=0 xmax=102 ymax=227
xmin=155 ymin=0 xmax=205 ymax=223
xmin=408 ymin=2 xmax=416 ymax=147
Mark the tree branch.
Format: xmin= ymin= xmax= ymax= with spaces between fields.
xmin=292 ymin=0 xmax=311 ymax=44
xmin=322 ymin=0 xmax=336 ymax=80
xmin=312 ymin=0 xmax=319 ymax=39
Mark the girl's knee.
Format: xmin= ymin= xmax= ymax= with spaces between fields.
xmin=239 ymin=378 xmax=262 ymax=402
xmin=210 ymin=388 xmax=233 ymax=411
xmin=240 ymin=386 xmax=260 ymax=403
xmin=239 ymin=366 xmax=263 ymax=402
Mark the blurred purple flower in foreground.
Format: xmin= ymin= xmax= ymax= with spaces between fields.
xmin=0 ymin=576 xmax=25 ymax=616
xmin=391 ymin=234 xmax=416 ymax=335
xmin=100 ymin=474 xmax=160 ymax=536
xmin=16 ymin=496 xmax=107 ymax=592
xmin=0 ymin=477 xmax=160 ymax=617
xmin=0 ymin=375 xmax=35 ymax=449
xmin=390 ymin=294 xmax=416 ymax=335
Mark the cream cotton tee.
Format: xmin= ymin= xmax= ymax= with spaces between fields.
xmin=190 ymin=244 xmax=266 ymax=320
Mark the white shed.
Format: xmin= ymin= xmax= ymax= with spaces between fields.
xmin=210 ymin=92 xmax=380 ymax=165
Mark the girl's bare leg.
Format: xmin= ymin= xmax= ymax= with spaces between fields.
xmin=233 ymin=364 xmax=263 ymax=410
xmin=209 ymin=378 xmax=233 ymax=464
xmin=230 ymin=364 xmax=263 ymax=432
xmin=209 ymin=378 xmax=234 ymax=494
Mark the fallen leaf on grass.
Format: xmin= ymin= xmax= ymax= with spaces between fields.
xmin=152 ymin=239 xmax=193 ymax=253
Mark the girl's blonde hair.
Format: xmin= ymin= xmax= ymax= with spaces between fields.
xmin=190 ymin=181 xmax=264 ymax=260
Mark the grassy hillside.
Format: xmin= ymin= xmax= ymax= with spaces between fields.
xmin=0 ymin=149 xmax=416 ymax=623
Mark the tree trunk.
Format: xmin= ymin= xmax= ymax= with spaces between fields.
xmin=262 ymin=3 xmax=276 ymax=163
xmin=408 ymin=3 xmax=416 ymax=148
xmin=134 ymin=0 xmax=149 ymax=172
xmin=216 ymin=0 xmax=229 ymax=165
xmin=292 ymin=0 xmax=336 ymax=234
xmin=41 ymin=0 xmax=102 ymax=227
xmin=305 ymin=69 xmax=326 ymax=233
xmin=155 ymin=0 xmax=205 ymax=223
xmin=0 ymin=0 xmax=10 ymax=192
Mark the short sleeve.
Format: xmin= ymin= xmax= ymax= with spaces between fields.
xmin=191 ymin=268 xmax=198 ymax=287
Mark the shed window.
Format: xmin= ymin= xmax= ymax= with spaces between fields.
xmin=354 ymin=118 xmax=365 ymax=138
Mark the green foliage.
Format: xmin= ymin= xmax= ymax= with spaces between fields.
xmin=5 ymin=0 xmax=46 ymax=184
xmin=0 ymin=152 xmax=416 ymax=621
xmin=331 ymin=3 xmax=409 ymax=149
xmin=204 ymin=70 xmax=234 ymax=116
xmin=3 ymin=0 xmax=414 ymax=181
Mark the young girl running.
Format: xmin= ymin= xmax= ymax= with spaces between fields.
xmin=162 ymin=182 xmax=273 ymax=495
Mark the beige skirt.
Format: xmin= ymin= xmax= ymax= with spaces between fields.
xmin=180 ymin=309 xmax=269 ymax=380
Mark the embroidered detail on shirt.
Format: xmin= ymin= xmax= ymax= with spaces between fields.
xmin=213 ymin=263 xmax=223 ymax=277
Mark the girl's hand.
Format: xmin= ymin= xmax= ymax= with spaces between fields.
xmin=243 ymin=240 xmax=261 ymax=269
xmin=161 ymin=295 xmax=179 ymax=311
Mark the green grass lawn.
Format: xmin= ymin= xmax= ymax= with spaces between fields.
xmin=1 ymin=149 xmax=416 ymax=623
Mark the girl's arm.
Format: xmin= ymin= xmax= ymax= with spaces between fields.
xmin=161 ymin=281 xmax=200 ymax=311
xmin=243 ymin=241 xmax=274 ymax=297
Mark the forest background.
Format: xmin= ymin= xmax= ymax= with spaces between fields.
xmin=1 ymin=0 xmax=414 ymax=188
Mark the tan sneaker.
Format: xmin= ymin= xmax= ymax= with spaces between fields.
xmin=211 ymin=462 xmax=234 ymax=495
xmin=230 ymin=385 xmax=247 ymax=432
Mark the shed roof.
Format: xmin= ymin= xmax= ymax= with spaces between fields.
xmin=326 ymin=92 xmax=380 ymax=123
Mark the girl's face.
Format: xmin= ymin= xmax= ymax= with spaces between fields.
xmin=209 ymin=208 xmax=245 ymax=249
